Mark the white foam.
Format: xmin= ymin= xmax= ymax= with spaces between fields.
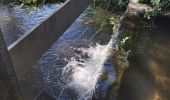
xmin=62 ymin=37 xmax=114 ymax=99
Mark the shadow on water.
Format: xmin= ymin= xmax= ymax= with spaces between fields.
xmin=117 ymin=17 xmax=170 ymax=100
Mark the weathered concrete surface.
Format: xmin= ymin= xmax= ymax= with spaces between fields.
xmin=8 ymin=0 xmax=90 ymax=79
xmin=0 ymin=28 xmax=23 ymax=100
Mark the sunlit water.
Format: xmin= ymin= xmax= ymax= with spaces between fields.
xmin=35 ymin=33 xmax=117 ymax=100
xmin=17 ymin=7 xmax=119 ymax=99
xmin=61 ymin=38 xmax=114 ymax=99
xmin=0 ymin=4 xmax=62 ymax=46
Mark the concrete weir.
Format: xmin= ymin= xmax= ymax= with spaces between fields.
xmin=7 ymin=0 xmax=90 ymax=79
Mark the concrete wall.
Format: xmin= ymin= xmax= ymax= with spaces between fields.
xmin=8 ymin=0 xmax=90 ymax=79
xmin=0 ymin=28 xmax=23 ymax=100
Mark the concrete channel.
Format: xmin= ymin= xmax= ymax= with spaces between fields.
xmin=6 ymin=0 xmax=90 ymax=79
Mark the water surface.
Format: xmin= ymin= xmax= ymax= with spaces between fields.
xmin=0 ymin=4 xmax=62 ymax=46
xmin=19 ymin=7 xmax=119 ymax=100
xmin=117 ymin=17 xmax=170 ymax=100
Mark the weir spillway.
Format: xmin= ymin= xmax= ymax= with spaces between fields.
xmin=0 ymin=0 xmax=90 ymax=79
xmin=0 ymin=0 xmax=90 ymax=100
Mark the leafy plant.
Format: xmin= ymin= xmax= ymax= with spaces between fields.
xmin=20 ymin=0 xmax=37 ymax=5
xmin=137 ymin=0 xmax=170 ymax=19
xmin=92 ymin=0 xmax=129 ymax=10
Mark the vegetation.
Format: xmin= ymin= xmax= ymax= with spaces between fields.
xmin=92 ymin=0 xmax=129 ymax=10
xmin=93 ymin=0 xmax=170 ymax=19
xmin=20 ymin=0 xmax=65 ymax=5
xmin=137 ymin=0 xmax=170 ymax=19
xmin=84 ymin=6 xmax=121 ymax=31
xmin=138 ymin=0 xmax=170 ymax=7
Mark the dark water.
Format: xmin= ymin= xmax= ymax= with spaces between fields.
xmin=117 ymin=17 xmax=170 ymax=100
xmin=0 ymin=4 xmax=62 ymax=46
xmin=19 ymin=7 xmax=118 ymax=100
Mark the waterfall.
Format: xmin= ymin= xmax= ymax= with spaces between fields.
xmin=60 ymin=32 xmax=120 ymax=99
xmin=58 ymin=16 xmax=123 ymax=99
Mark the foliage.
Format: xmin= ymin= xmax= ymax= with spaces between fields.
xmin=144 ymin=9 xmax=159 ymax=19
xmin=137 ymin=0 xmax=150 ymax=4
xmin=20 ymin=0 xmax=37 ymax=5
xmin=137 ymin=0 xmax=170 ymax=19
xmin=92 ymin=0 xmax=129 ymax=10
xmin=138 ymin=0 xmax=170 ymax=7
xmin=20 ymin=0 xmax=65 ymax=5
xmin=85 ymin=6 xmax=120 ymax=29
xmin=138 ymin=0 xmax=170 ymax=13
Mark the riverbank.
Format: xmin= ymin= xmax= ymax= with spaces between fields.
xmin=116 ymin=0 xmax=170 ymax=100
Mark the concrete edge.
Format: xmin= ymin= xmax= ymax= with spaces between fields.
xmin=8 ymin=0 xmax=90 ymax=79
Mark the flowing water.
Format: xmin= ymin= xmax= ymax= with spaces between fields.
xmin=0 ymin=3 xmax=62 ymax=46
xmin=60 ymin=40 xmax=114 ymax=99
xmin=17 ymin=7 xmax=121 ymax=100
xmin=1 ymin=2 xmax=169 ymax=100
